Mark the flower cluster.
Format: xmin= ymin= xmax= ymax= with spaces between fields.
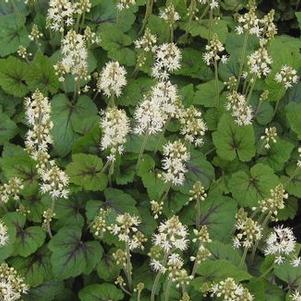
xmin=0 ymin=220 xmax=9 ymax=247
xmin=74 ymin=0 xmax=91 ymax=14
xmin=233 ymin=209 xmax=262 ymax=249
xmin=290 ymin=290 xmax=301 ymax=301
xmin=0 ymin=263 xmax=29 ymax=301
xmin=40 ymin=161 xmax=69 ymax=199
xmin=275 ymin=65 xmax=299 ymax=90
xmin=189 ymin=181 xmax=207 ymax=203
xmin=179 ymin=106 xmax=207 ymax=147
xmin=152 ymin=216 xmax=188 ymax=254
xmin=209 ymin=277 xmax=253 ymax=301
xmin=25 ymin=90 xmax=69 ymax=200
xmin=100 ymin=107 xmax=130 ymax=161
xmin=159 ymin=140 xmax=190 ymax=186
xmin=134 ymin=28 xmax=157 ymax=53
xmin=202 ymin=35 xmax=228 ymax=66
xmin=261 ymin=127 xmax=277 ymax=149
xmin=29 ymin=24 xmax=43 ymax=42
xmin=247 ymin=46 xmax=272 ymax=78
xmin=54 ymin=30 xmax=89 ymax=82
xmin=264 ymin=226 xmax=297 ymax=265
xmin=47 ymin=0 xmax=75 ymax=32
xmin=91 ymin=208 xmax=111 ymax=238
xmin=17 ymin=46 xmax=32 ymax=60
xmin=191 ymin=226 xmax=212 ymax=265
xmin=133 ymin=81 xmax=179 ymax=135
xmin=199 ymin=0 xmax=219 ymax=10
xmin=0 ymin=178 xmax=23 ymax=205
xmin=261 ymin=9 xmax=277 ymax=41
xmin=152 ymin=43 xmax=182 ymax=80
xmin=42 ymin=208 xmax=56 ymax=231
xmin=97 ymin=61 xmax=127 ymax=98
xmin=226 ymin=91 xmax=253 ymax=126
xmin=167 ymin=254 xmax=193 ymax=288
xmin=117 ymin=0 xmax=136 ymax=10
xmin=160 ymin=4 xmax=180 ymax=26
xmin=150 ymin=200 xmax=164 ymax=219
xmin=235 ymin=5 xmax=261 ymax=37
xmin=24 ymin=90 xmax=53 ymax=163
xmin=258 ymin=184 xmax=288 ymax=220
xmin=110 ymin=213 xmax=146 ymax=250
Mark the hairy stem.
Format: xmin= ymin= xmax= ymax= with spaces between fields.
xmin=237 ymin=34 xmax=249 ymax=90
xmin=164 ymin=279 xmax=172 ymax=301
xmin=136 ymin=134 xmax=149 ymax=169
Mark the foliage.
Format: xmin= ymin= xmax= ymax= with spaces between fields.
xmin=0 ymin=1 xmax=300 ymax=301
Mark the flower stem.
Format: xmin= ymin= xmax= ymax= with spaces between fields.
xmin=237 ymin=34 xmax=249 ymax=90
xmin=139 ymin=0 xmax=154 ymax=35
xmin=125 ymin=243 xmax=133 ymax=290
xmin=164 ymin=279 xmax=172 ymax=301
xmin=136 ymin=134 xmax=149 ymax=169
xmin=239 ymin=247 xmax=248 ymax=267
xmin=246 ymin=78 xmax=256 ymax=103
xmin=195 ymin=199 xmax=201 ymax=229
xmin=251 ymin=212 xmax=271 ymax=263
xmin=214 ymin=60 xmax=220 ymax=107
xmin=151 ymin=272 xmax=162 ymax=301
xmin=259 ymin=263 xmax=274 ymax=279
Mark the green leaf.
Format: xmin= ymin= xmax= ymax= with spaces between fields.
xmin=261 ymin=138 xmax=294 ymax=172
xmin=275 ymin=263 xmax=301 ymax=287
xmin=54 ymin=195 xmax=85 ymax=228
xmin=213 ymin=114 xmax=256 ymax=162
xmin=286 ymin=102 xmax=301 ymax=139
xmin=181 ymin=195 xmax=237 ymax=242
xmin=268 ymin=36 xmax=301 ymax=70
xmin=175 ymin=48 xmax=212 ymax=80
xmin=96 ymin=249 xmax=121 ymax=281
xmin=0 ymin=56 xmax=29 ymax=97
xmin=0 ymin=152 xmax=39 ymax=196
xmin=0 ymin=14 xmax=30 ymax=57
xmin=195 ymin=259 xmax=251 ymax=281
xmin=225 ymin=33 xmax=258 ymax=58
xmin=23 ymin=281 xmax=66 ymax=301
xmin=48 ymin=226 xmax=103 ymax=280
xmin=88 ymin=0 xmax=136 ymax=33
xmin=277 ymin=197 xmax=298 ymax=221
xmin=104 ymin=188 xmax=138 ymax=215
xmin=79 ymin=283 xmax=124 ymax=301
xmin=179 ymin=148 xmax=215 ymax=195
xmin=72 ymin=125 xmax=101 ymax=155
xmin=99 ymin=24 xmax=135 ymax=66
xmin=4 ymin=212 xmax=45 ymax=257
xmin=10 ymin=247 xmax=52 ymax=287
xmin=147 ymin=15 xmax=169 ymax=42
xmin=228 ymin=163 xmax=279 ymax=207
xmin=51 ymin=94 xmax=98 ymax=156
xmin=282 ymin=167 xmax=301 ymax=198
xmin=118 ymin=77 xmax=154 ymax=106
xmin=0 ymin=215 xmax=17 ymax=261
xmin=181 ymin=19 xmax=229 ymax=42
xmin=27 ymin=52 xmax=59 ymax=94
xmin=126 ymin=134 xmax=167 ymax=153
xmin=208 ymin=241 xmax=245 ymax=268
xmin=193 ymin=80 xmax=224 ymax=107
xmin=0 ymin=112 xmax=17 ymax=145
xmin=136 ymin=154 xmax=168 ymax=200
xmin=66 ymin=153 xmax=108 ymax=191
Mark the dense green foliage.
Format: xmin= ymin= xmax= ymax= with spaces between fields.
xmin=0 ymin=0 xmax=301 ymax=301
